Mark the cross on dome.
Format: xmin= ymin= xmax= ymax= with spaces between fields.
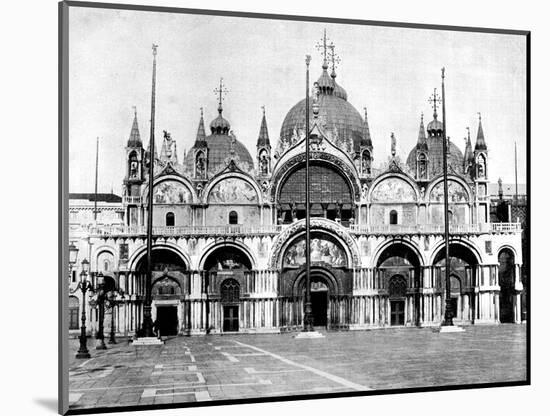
xmin=214 ymin=77 xmax=229 ymax=114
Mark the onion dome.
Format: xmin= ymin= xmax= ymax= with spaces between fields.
xmin=127 ymin=107 xmax=142 ymax=147
xmin=184 ymin=109 xmax=254 ymax=175
xmin=406 ymin=113 xmax=464 ymax=176
xmin=278 ymin=63 xmax=364 ymax=153
xmin=209 ymin=109 xmax=231 ymax=135
xmin=475 ymin=113 xmax=487 ymax=151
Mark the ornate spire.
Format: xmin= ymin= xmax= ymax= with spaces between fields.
xmin=391 ymin=132 xmax=397 ymax=157
xmin=257 ymin=105 xmax=270 ymax=147
xmin=328 ymin=43 xmax=340 ymax=79
xmin=195 ymin=107 xmax=207 ymax=147
xmin=428 ymin=88 xmax=441 ymax=120
xmin=464 ymin=126 xmax=474 ymax=174
xmin=316 ymin=29 xmax=330 ymax=69
xmin=214 ymin=77 xmax=229 ymax=114
xmin=361 ymin=107 xmax=373 ymax=148
xmin=210 ymin=79 xmax=231 ymax=134
xmin=416 ymin=112 xmax=428 ymax=151
xmin=475 ymin=112 xmax=487 ymax=150
xmin=127 ymin=106 xmax=142 ymax=146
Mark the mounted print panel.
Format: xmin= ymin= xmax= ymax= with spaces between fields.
xmin=60 ymin=1 xmax=529 ymax=415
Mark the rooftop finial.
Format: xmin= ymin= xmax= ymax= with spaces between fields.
xmin=478 ymin=112 xmax=482 ymax=122
xmin=214 ymin=77 xmax=229 ymax=114
xmin=421 ymin=111 xmax=424 ymax=123
xmin=364 ymin=107 xmax=367 ymax=119
xmin=261 ymin=105 xmax=265 ymax=116
xmin=328 ymin=43 xmax=340 ymax=78
xmin=152 ymin=43 xmax=158 ymax=56
xmin=200 ymin=107 xmax=203 ymax=118
xmin=428 ymin=88 xmax=442 ymax=119
xmin=315 ymin=29 xmax=330 ymax=69
xmin=466 ymin=126 xmax=470 ymax=139
xmin=133 ymin=105 xmax=137 ymax=118
xmin=391 ymin=132 xmax=396 ymax=157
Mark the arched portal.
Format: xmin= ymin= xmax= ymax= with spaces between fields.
xmin=498 ymin=248 xmax=515 ymax=323
xmin=294 ymin=269 xmax=337 ymax=328
xmin=433 ymin=243 xmax=479 ymax=322
xmin=376 ymin=242 xmax=422 ymax=326
xmin=135 ymin=248 xmax=187 ymax=336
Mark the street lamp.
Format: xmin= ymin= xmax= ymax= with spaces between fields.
xmin=94 ymin=272 xmax=107 ymax=350
xmin=68 ymin=242 xmax=79 ymax=283
xmin=107 ymin=289 xmax=125 ymax=344
xmin=71 ymin=258 xmax=92 ymax=359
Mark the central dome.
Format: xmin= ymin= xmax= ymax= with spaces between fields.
xmin=278 ymin=67 xmax=365 ymax=154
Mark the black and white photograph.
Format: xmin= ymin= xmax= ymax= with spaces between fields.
xmin=58 ymin=1 xmax=530 ymax=414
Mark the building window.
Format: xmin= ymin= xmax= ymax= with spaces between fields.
xmin=221 ymin=278 xmax=240 ymax=303
xmin=166 ymin=212 xmax=175 ymax=227
xmin=71 ymin=270 xmax=76 ymax=283
xmin=389 ymin=210 xmax=398 ymax=225
xmin=229 ymin=211 xmax=238 ymax=225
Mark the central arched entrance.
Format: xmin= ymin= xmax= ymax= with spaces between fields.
xmin=135 ymin=247 xmax=187 ymax=336
xmin=294 ymin=269 xmax=337 ymax=329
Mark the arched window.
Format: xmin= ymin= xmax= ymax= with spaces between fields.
xmin=221 ymin=279 xmax=240 ymax=303
xmin=389 ymin=275 xmax=408 ymax=298
xmin=128 ymin=151 xmax=139 ymax=178
xmin=166 ymin=212 xmax=175 ymax=227
xmin=418 ymin=153 xmax=427 ymax=179
xmin=229 ymin=211 xmax=238 ymax=225
xmin=361 ymin=150 xmax=371 ymax=174
xmin=389 ymin=210 xmax=398 ymax=225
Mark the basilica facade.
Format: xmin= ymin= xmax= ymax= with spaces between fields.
xmin=68 ymin=54 xmax=524 ymax=337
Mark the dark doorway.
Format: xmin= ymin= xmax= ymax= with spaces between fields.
xmin=390 ymin=300 xmax=405 ymax=326
xmin=223 ymin=306 xmax=239 ymax=332
xmin=311 ymin=291 xmax=328 ymax=327
xmin=156 ymin=306 xmax=178 ymax=336
xmin=498 ymin=249 xmax=515 ymax=323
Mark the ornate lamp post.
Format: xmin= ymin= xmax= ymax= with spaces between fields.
xmin=68 ymin=242 xmax=79 ymax=283
xmin=72 ymin=259 xmax=91 ymax=359
xmin=93 ymin=272 xmax=108 ymax=350
xmin=107 ymin=289 xmax=125 ymax=344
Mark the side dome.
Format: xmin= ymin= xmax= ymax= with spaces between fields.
xmin=184 ymin=134 xmax=254 ymax=176
xmin=277 ymin=66 xmax=365 ymax=154
xmin=406 ymin=136 xmax=464 ymax=177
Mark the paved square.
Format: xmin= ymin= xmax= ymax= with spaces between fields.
xmin=68 ymin=325 xmax=527 ymax=411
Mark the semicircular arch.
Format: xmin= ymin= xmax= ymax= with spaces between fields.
xmin=142 ymin=175 xmax=197 ymax=204
xmin=269 ymin=218 xmax=360 ymax=269
xmin=370 ymin=239 xmax=425 ymax=269
xmin=204 ymin=172 xmax=261 ymax=204
xmin=428 ymin=239 xmax=482 ymax=265
xmin=198 ymin=240 xmax=257 ymax=271
xmin=128 ymin=243 xmax=190 ymax=272
xmin=368 ymin=173 xmax=419 ymax=203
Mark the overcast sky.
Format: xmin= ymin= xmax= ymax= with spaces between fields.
xmin=68 ymin=6 xmax=527 ymax=193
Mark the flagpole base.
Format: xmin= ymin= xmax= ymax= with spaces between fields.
xmin=438 ymin=325 xmax=465 ymax=333
xmin=294 ymin=331 xmax=325 ymax=339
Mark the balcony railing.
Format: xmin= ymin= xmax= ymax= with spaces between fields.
xmin=88 ymin=224 xmax=286 ymax=237
xmin=349 ymin=222 xmax=521 ymax=235
xmin=85 ymin=222 xmax=521 ymax=238
xmin=123 ymin=196 xmax=142 ymax=205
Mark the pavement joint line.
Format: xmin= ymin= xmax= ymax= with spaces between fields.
xmin=232 ymin=352 xmax=267 ymax=357
xmin=233 ymin=340 xmax=370 ymax=391
xmin=244 ymin=367 xmax=305 ymax=374
xmin=70 ymin=378 xmax=207 ymax=393
xmin=139 ymin=380 xmax=275 ymax=399
xmin=221 ymin=352 xmax=239 ymax=362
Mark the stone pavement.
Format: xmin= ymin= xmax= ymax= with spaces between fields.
xmin=68 ymin=325 xmax=527 ymax=411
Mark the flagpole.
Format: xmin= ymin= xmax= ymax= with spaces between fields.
xmin=142 ymin=44 xmax=158 ymax=338
xmin=94 ymin=137 xmax=99 ymax=222
xmin=303 ymin=54 xmax=314 ymax=332
xmin=441 ymin=67 xmax=454 ymax=327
